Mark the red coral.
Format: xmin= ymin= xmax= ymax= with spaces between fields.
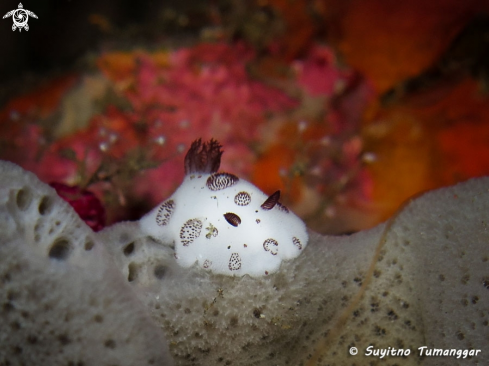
xmin=294 ymin=45 xmax=350 ymax=96
xmin=50 ymin=182 xmax=106 ymax=232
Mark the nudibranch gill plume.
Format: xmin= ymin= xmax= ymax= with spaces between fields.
xmin=140 ymin=139 xmax=308 ymax=277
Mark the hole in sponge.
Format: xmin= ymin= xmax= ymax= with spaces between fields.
xmin=123 ymin=242 xmax=135 ymax=256
xmin=48 ymin=238 xmax=72 ymax=260
xmin=104 ymin=339 xmax=116 ymax=349
xmin=84 ymin=239 xmax=95 ymax=251
xmin=33 ymin=220 xmax=42 ymax=243
xmin=38 ymin=196 xmax=53 ymax=215
xmin=128 ymin=262 xmax=138 ymax=282
xmin=154 ymin=264 xmax=166 ymax=279
xmin=16 ymin=188 xmax=32 ymax=211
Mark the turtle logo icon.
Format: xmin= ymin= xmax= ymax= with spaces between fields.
xmin=3 ymin=3 xmax=38 ymax=32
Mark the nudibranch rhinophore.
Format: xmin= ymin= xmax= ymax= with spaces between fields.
xmin=140 ymin=139 xmax=308 ymax=277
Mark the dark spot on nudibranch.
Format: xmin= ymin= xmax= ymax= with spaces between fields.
xmin=206 ymin=173 xmax=239 ymax=191
xmin=263 ymin=238 xmax=279 ymax=255
xmin=203 ymin=260 xmax=212 ymax=269
xmin=180 ymin=219 xmax=203 ymax=246
xmin=261 ymin=190 xmax=280 ymax=210
xmin=156 ymin=200 xmax=175 ymax=226
xmin=234 ymin=191 xmax=251 ymax=206
xmin=228 ymin=253 xmax=241 ymax=271
xmin=292 ymin=237 xmax=302 ymax=250
xmin=224 ymin=212 xmax=241 ymax=227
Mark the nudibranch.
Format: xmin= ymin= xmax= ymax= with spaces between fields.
xmin=140 ymin=139 xmax=308 ymax=277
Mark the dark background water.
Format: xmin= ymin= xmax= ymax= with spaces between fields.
xmin=0 ymin=0 xmax=207 ymax=89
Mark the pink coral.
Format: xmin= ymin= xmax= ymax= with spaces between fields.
xmin=102 ymin=43 xmax=297 ymax=205
xmin=294 ymin=45 xmax=352 ymax=97
xmin=0 ymin=42 xmax=374 ymax=232
xmin=13 ymin=43 xmax=298 ymax=219
xmin=50 ymin=182 xmax=106 ymax=232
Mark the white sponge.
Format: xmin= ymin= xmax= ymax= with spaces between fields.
xmin=0 ymin=160 xmax=173 ymax=366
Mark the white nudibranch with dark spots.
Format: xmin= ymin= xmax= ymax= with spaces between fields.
xmin=140 ymin=139 xmax=308 ymax=277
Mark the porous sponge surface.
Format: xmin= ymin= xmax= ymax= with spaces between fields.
xmin=304 ymin=178 xmax=489 ymax=366
xmin=104 ymin=178 xmax=489 ymax=366
xmin=103 ymin=218 xmax=386 ymax=365
xmin=0 ymin=161 xmax=173 ymax=366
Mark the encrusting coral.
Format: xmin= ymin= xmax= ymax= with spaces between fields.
xmin=0 ymin=139 xmax=488 ymax=365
